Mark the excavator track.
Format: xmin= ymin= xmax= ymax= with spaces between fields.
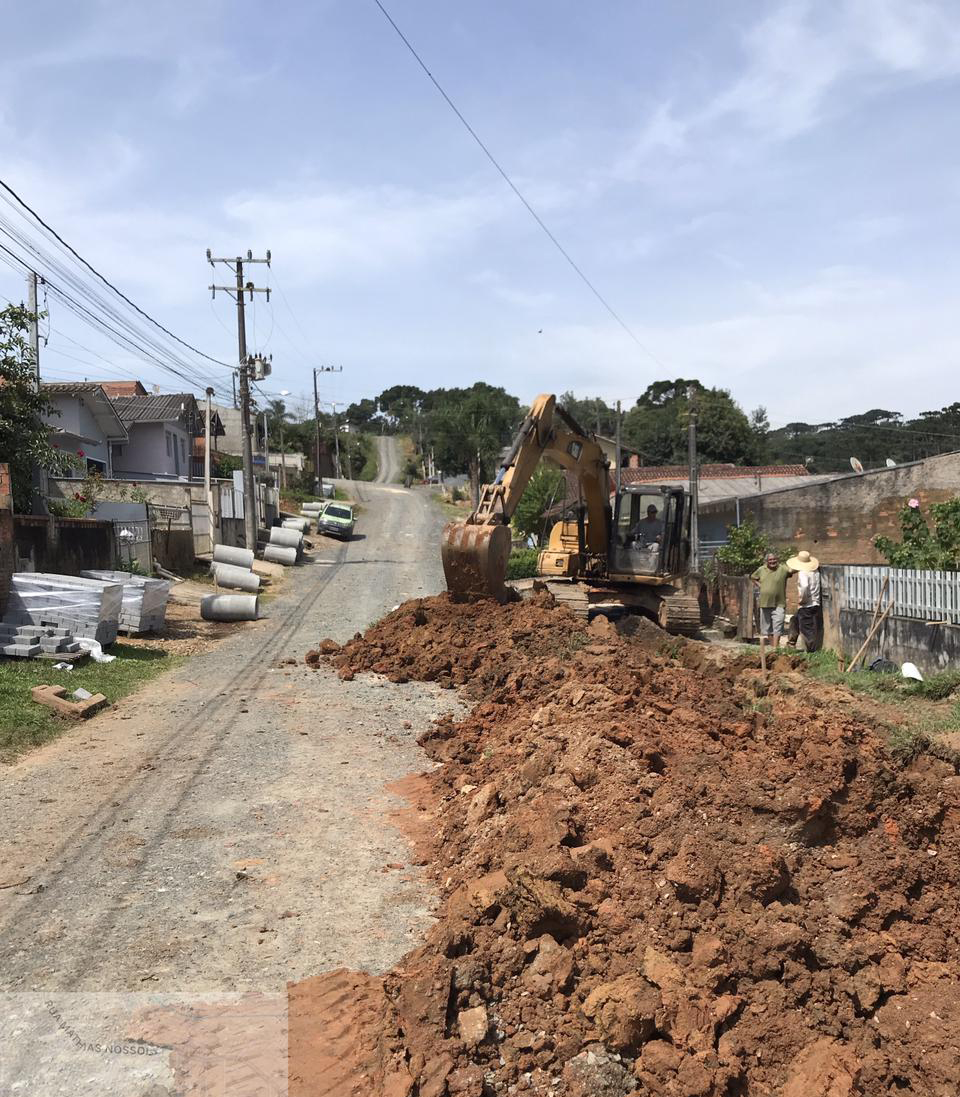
xmin=656 ymin=593 xmax=702 ymax=636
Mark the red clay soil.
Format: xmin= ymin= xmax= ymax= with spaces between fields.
xmin=298 ymin=593 xmax=959 ymax=1097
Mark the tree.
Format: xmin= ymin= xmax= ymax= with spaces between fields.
xmin=558 ymin=391 xmax=618 ymax=436
xmin=713 ymin=517 xmax=771 ymax=576
xmin=378 ymin=384 xmax=426 ymax=434
xmin=622 ymin=379 xmax=762 ymax=465
xmin=345 ymin=398 xmax=379 ymax=432
xmin=428 ymin=383 xmax=522 ymax=503
xmin=512 ymin=465 xmax=564 ymax=545
xmin=0 ymin=304 xmax=75 ymax=511
xmin=749 ymin=406 xmax=770 ymax=464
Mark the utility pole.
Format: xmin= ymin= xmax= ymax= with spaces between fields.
xmin=279 ymin=418 xmax=287 ymax=492
xmin=26 ymin=271 xmax=40 ymax=390
xmin=615 ymin=400 xmax=622 ymax=496
xmin=331 ymin=401 xmax=343 ymax=479
xmin=312 ymin=366 xmax=343 ymax=493
xmin=686 ymin=384 xmax=700 ymax=573
xmin=204 ymin=386 xmax=216 ymax=548
xmin=208 ymin=249 xmax=271 ymax=551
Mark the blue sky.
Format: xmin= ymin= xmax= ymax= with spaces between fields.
xmin=1 ymin=0 xmax=958 ymax=427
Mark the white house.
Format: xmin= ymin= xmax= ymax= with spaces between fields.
xmin=40 ymin=382 xmax=128 ymax=478
xmin=109 ymin=393 xmax=222 ymax=480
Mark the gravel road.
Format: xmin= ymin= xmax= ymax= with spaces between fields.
xmin=0 ymin=443 xmax=458 ymax=1089
xmin=374 ymin=433 xmax=399 ymax=483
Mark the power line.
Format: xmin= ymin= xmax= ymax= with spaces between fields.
xmin=0 ymin=236 xmax=223 ymax=392
xmin=0 ymin=177 xmax=234 ymax=373
xmin=371 ymin=0 xmax=667 ymax=369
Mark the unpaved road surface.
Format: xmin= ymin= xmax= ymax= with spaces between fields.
xmin=0 ymin=452 xmax=457 ymax=1090
xmin=374 ymin=433 xmax=398 ymax=484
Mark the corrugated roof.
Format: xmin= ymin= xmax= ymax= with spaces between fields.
xmin=40 ymin=382 xmax=128 ymax=440
xmin=622 ymin=463 xmax=810 ymax=482
xmin=111 ymin=393 xmax=197 ymax=424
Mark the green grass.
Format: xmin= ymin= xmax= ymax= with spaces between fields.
xmin=794 ymin=648 xmax=960 ymax=757
xmin=0 ymin=644 xmax=181 ymax=762
xmin=798 ymin=649 xmax=960 ymax=703
xmin=432 ymin=490 xmax=472 ymax=522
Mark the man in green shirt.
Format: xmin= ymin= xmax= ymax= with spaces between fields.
xmin=751 ymin=552 xmax=794 ymax=646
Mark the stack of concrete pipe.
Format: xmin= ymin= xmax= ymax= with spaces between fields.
xmin=211 ymin=544 xmax=261 ymax=592
xmin=301 ymin=500 xmax=325 ymax=520
xmin=282 ymin=516 xmax=311 ymax=534
xmin=263 ymin=525 xmax=302 ymax=566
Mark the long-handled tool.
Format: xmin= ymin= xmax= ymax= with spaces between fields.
xmin=847 ymin=601 xmax=894 ymax=673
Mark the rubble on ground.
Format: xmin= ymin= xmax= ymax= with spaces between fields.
xmin=306 ymin=593 xmax=959 ymax=1096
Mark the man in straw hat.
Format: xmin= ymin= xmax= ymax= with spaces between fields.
xmin=786 ymin=549 xmax=822 ymax=652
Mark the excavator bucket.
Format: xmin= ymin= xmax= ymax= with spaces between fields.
xmin=441 ymin=521 xmax=513 ymax=603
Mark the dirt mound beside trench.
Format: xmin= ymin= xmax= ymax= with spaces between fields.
xmin=304 ymin=594 xmax=959 ymax=1096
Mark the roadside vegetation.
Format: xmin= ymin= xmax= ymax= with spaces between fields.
xmin=506 ymin=547 xmax=539 ymax=579
xmin=794 ymin=648 xmax=960 ymax=756
xmin=0 ymin=646 xmax=181 ymax=761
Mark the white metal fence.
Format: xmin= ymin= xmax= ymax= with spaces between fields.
xmin=831 ymin=564 xmax=960 ymax=624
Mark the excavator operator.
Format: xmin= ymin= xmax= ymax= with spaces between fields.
xmin=630 ymin=504 xmax=664 ymax=546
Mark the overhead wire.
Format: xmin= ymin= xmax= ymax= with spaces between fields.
xmin=0 ymin=177 xmax=234 ymax=372
xmin=0 ymin=230 xmax=225 ymax=392
xmin=371 ymin=0 xmax=668 ymax=370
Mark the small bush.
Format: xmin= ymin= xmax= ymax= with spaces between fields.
xmin=506 ymin=547 xmax=540 ymax=580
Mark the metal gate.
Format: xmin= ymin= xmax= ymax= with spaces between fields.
xmin=113 ymin=518 xmax=152 ymax=574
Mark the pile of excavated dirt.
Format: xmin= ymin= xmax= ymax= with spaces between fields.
xmin=304 ymin=594 xmax=959 ymax=1097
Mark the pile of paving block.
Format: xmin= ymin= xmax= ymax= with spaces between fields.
xmin=6 ymin=573 xmax=123 ymax=647
xmin=0 ymin=620 xmax=83 ymax=659
xmin=81 ymin=570 xmax=172 ymax=635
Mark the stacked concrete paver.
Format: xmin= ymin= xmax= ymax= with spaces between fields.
xmin=81 ymin=570 xmax=171 ymax=634
xmin=7 ymin=573 xmax=123 ymax=646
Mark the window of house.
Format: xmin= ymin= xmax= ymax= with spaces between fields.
xmin=165 ymin=432 xmax=172 ymax=457
xmin=111 ymin=444 xmax=123 ymax=460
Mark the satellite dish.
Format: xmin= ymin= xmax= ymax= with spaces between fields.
xmin=850 ymin=457 xmax=864 ymax=473
xmin=885 ymin=458 xmax=896 ymax=468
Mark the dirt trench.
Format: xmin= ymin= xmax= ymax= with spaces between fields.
xmin=296 ymin=592 xmax=959 ymax=1097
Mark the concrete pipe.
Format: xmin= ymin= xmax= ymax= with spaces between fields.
xmin=213 ymin=563 xmax=261 ymax=593
xmin=269 ymin=526 xmax=303 ymax=549
xmin=283 ymin=518 xmax=310 ymax=533
xmin=302 ymin=502 xmax=324 ymax=511
xmin=263 ymin=544 xmax=298 ymax=566
xmin=213 ymin=544 xmax=255 ymax=569
xmin=200 ymin=593 xmax=259 ymax=621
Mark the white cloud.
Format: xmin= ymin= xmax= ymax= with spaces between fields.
xmin=470 ymin=269 xmax=554 ymax=309
xmin=222 ymin=183 xmax=507 ymax=285
xmin=615 ymin=0 xmax=960 ymax=186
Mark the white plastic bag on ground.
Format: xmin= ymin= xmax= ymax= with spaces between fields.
xmin=76 ymin=638 xmax=116 ymax=664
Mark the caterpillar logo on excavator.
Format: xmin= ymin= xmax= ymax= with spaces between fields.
xmin=440 ymin=393 xmax=702 ymax=634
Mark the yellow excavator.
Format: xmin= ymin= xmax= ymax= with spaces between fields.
xmin=441 ymin=393 xmax=702 ymax=634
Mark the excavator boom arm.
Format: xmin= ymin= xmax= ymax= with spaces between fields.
xmin=441 ymin=393 xmax=610 ymax=600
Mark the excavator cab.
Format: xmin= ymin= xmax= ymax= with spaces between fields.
xmin=608 ymin=486 xmax=690 ymax=581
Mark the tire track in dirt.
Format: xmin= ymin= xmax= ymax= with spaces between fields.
xmin=0 ymin=487 xmax=375 ymax=979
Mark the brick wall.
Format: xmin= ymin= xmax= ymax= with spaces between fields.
xmin=700 ymin=451 xmax=960 ymax=565
xmin=0 ymin=465 xmax=13 ymax=614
